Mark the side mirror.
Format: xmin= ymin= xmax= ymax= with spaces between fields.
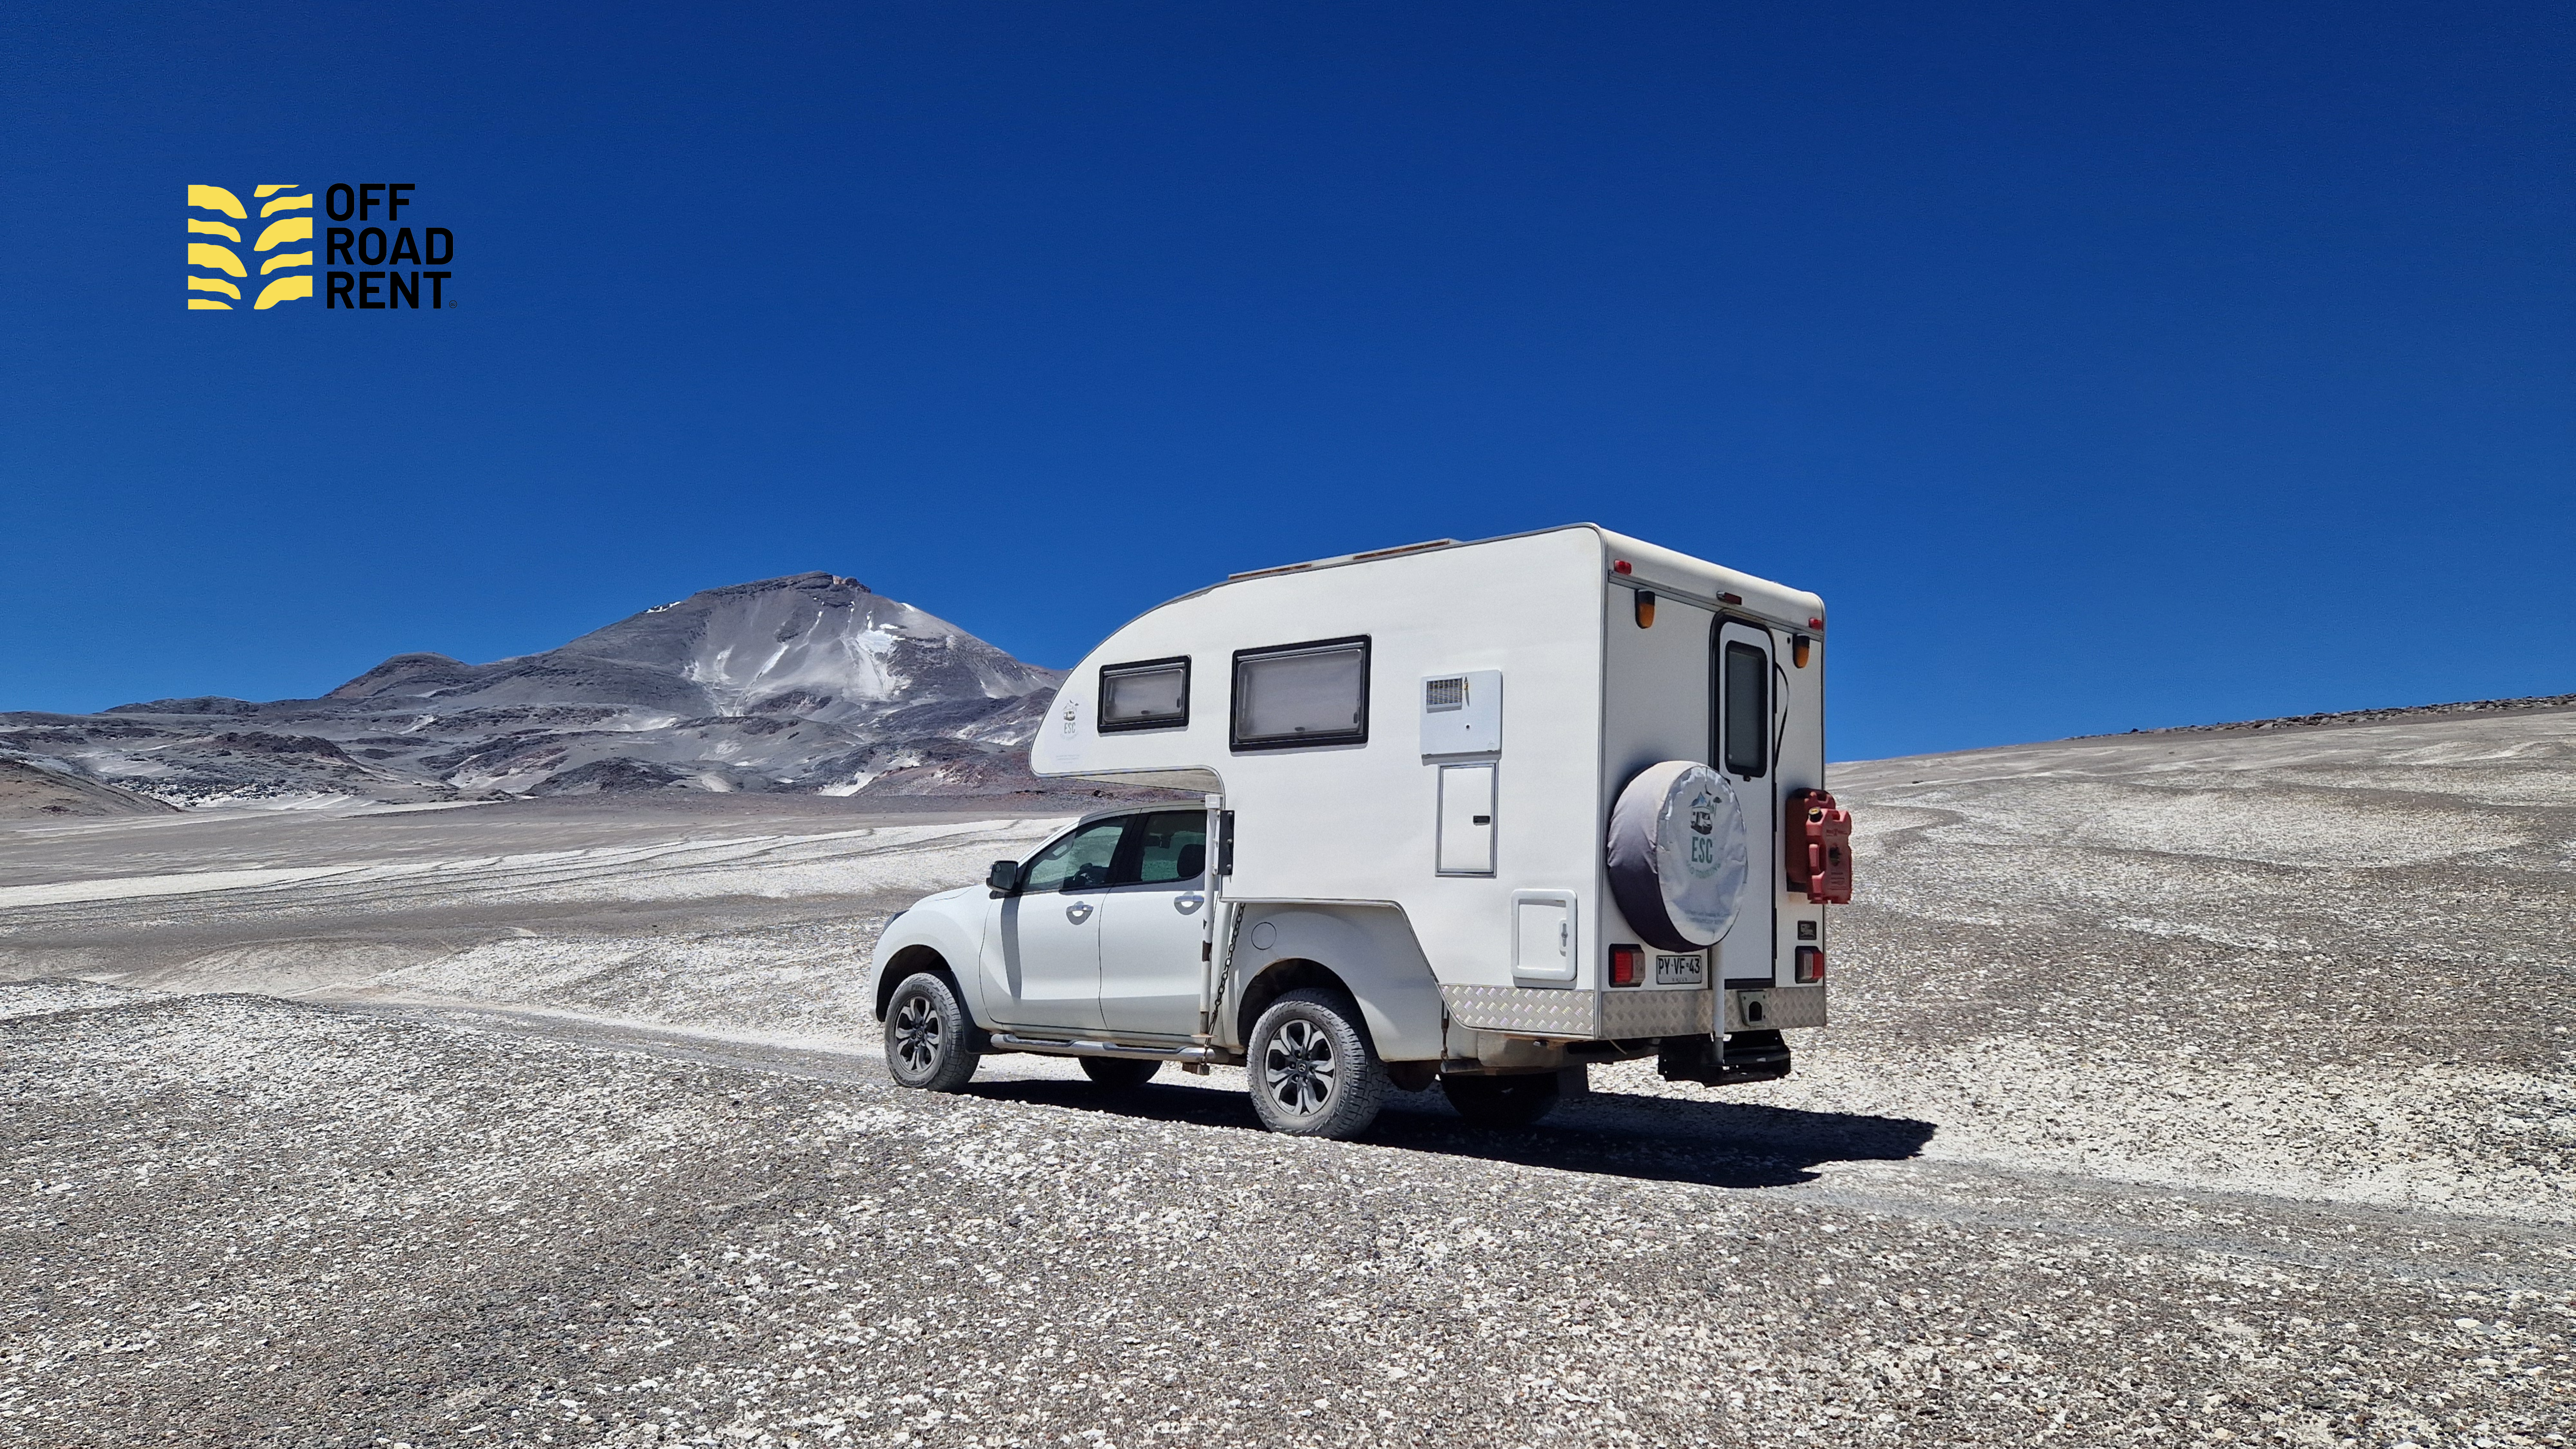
xmin=986 ymin=859 xmax=1020 ymax=895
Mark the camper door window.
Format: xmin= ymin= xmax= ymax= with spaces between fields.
xmin=1231 ymin=637 xmax=1371 ymax=751
xmin=1098 ymin=656 xmax=1191 ymax=732
xmin=1722 ymin=640 xmax=1769 ymax=777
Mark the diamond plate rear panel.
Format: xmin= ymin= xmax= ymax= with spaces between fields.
xmin=1598 ymin=987 xmax=1714 ymax=1039
xmin=1440 ymin=984 xmax=1599 ymax=1037
xmin=1726 ymin=985 xmax=1827 ymax=1032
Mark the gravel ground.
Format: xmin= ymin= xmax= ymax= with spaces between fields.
xmin=0 ymin=797 xmax=1071 ymax=1046
xmin=4 ymin=710 xmax=2574 ymax=1446
xmin=6 ymin=986 xmax=2570 ymax=1449
xmin=1746 ymin=708 xmax=2576 ymax=1224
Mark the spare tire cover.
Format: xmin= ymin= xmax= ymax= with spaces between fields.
xmin=1605 ymin=761 xmax=1750 ymax=953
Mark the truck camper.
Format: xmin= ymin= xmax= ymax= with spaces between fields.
xmin=868 ymin=524 xmax=1851 ymax=1138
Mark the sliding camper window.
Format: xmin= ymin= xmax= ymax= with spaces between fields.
xmin=1098 ymin=656 xmax=1190 ymax=732
xmin=1230 ymin=636 xmax=1370 ymax=751
xmin=1722 ymin=640 xmax=1769 ymax=777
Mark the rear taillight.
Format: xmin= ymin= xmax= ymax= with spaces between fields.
xmin=1794 ymin=946 xmax=1826 ymax=984
xmin=1607 ymin=944 xmax=1642 ymax=987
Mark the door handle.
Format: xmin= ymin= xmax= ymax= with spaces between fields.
xmin=1065 ymin=901 xmax=1094 ymax=924
xmin=1174 ymin=894 xmax=1204 ymax=914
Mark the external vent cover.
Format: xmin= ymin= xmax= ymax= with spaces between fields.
xmin=1418 ymin=669 xmax=1501 ymax=755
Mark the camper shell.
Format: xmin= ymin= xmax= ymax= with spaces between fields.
xmin=869 ymin=524 xmax=1843 ymax=1134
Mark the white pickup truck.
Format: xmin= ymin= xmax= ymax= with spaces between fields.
xmin=868 ymin=525 xmax=1850 ymax=1138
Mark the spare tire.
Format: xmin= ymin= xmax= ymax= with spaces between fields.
xmin=1605 ymin=761 xmax=1750 ymax=953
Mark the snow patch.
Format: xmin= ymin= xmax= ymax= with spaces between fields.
xmin=0 ymin=867 xmax=362 ymax=909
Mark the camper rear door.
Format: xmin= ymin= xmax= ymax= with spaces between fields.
xmin=1715 ymin=621 xmax=1779 ymax=987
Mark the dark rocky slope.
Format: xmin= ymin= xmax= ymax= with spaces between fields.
xmin=0 ymin=573 xmax=1068 ymax=811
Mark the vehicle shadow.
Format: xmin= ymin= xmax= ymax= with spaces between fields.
xmin=962 ymin=1078 xmax=1936 ymax=1190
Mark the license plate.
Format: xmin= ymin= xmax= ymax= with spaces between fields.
xmin=1654 ymin=954 xmax=1705 ymax=986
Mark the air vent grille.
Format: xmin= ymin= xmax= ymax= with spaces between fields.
xmin=1424 ymin=677 xmax=1467 ymax=712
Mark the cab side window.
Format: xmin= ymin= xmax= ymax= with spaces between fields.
xmin=1020 ymin=818 xmax=1127 ymax=893
xmin=1113 ymin=811 xmax=1207 ymax=888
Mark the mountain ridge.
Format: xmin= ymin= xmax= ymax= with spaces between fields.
xmin=0 ymin=573 xmax=1076 ymax=812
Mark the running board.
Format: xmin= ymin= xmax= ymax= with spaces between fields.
xmin=989 ymin=1033 xmax=1224 ymax=1063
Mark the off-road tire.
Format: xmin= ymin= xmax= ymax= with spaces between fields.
xmin=884 ymin=972 xmax=980 ymax=1092
xmin=1078 ymin=1056 xmax=1161 ymax=1089
xmin=1441 ymin=1071 xmax=1562 ymax=1128
xmin=1246 ymin=988 xmax=1387 ymax=1139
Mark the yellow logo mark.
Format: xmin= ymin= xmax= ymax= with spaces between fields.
xmin=188 ymin=185 xmax=246 ymax=218
xmin=188 ymin=183 xmax=310 ymax=309
xmin=252 ymin=216 xmax=311 ymax=252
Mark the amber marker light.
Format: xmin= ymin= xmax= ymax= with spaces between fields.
xmin=1792 ymin=635 xmax=1811 ymax=668
xmin=1634 ymin=591 xmax=1656 ymax=628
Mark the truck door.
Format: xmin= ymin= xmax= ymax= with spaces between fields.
xmin=984 ymin=816 xmax=1124 ymax=1032
xmin=1096 ymin=809 xmax=1212 ymax=1039
xmin=1714 ymin=621 xmax=1778 ymax=986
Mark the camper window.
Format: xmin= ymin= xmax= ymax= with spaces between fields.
xmin=1099 ymin=656 xmax=1191 ymax=732
xmin=1723 ymin=640 xmax=1768 ymax=777
xmin=1231 ymin=637 xmax=1371 ymax=751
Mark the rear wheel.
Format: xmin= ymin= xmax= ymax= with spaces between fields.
xmin=1441 ymin=1072 xmax=1561 ymax=1128
xmin=1078 ymin=1056 xmax=1161 ymax=1089
xmin=884 ymin=972 xmax=980 ymax=1092
xmin=1246 ymin=988 xmax=1387 ymax=1139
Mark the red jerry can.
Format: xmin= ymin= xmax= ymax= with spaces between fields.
xmin=1783 ymin=789 xmax=1853 ymax=904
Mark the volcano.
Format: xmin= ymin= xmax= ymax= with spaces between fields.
xmin=0 ymin=573 xmax=1073 ymax=810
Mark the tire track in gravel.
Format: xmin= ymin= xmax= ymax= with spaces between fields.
xmin=337 ymin=998 xmax=2576 ymax=1299
xmin=10 ymin=982 xmax=2571 ymax=1448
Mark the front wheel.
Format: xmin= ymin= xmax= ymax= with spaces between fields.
xmin=885 ymin=972 xmax=980 ymax=1092
xmin=1441 ymin=1071 xmax=1561 ymax=1128
xmin=1246 ymin=988 xmax=1387 ymax=1139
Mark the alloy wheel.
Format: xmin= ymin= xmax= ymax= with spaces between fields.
xmin=1263 ymin=1017 xmax=1337 ymax=1117
xmin=892 ymin=990 xmax=943 ymax=1076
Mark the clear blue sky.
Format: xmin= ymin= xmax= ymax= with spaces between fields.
xmin=3 ymin=2 xmax=2568 ymax=760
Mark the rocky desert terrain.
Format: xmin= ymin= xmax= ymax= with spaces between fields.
xmin=3 ymin=702 xmax=2571 ymax=1447
xmin=0 ymin=573 xmax=1067 ymax=810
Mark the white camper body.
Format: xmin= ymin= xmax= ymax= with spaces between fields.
xmin=868 ymin=525 xmax=1841 ymax=1135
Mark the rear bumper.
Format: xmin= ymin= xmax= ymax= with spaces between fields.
xmin=1440 ymin=983 xmax=1828 ymax=1041
xmin=1726 ymin=985 xmax=1827 ymax=1032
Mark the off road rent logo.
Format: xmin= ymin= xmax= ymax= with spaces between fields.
xmin=185 ymin=183 xmax=454 ymax=311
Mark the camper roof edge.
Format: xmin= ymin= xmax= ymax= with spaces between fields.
xmin=1188 ymin=523 xmax=1823 ymax=632
xmin=1588 ymin=527 xmax=1825 ymax=631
